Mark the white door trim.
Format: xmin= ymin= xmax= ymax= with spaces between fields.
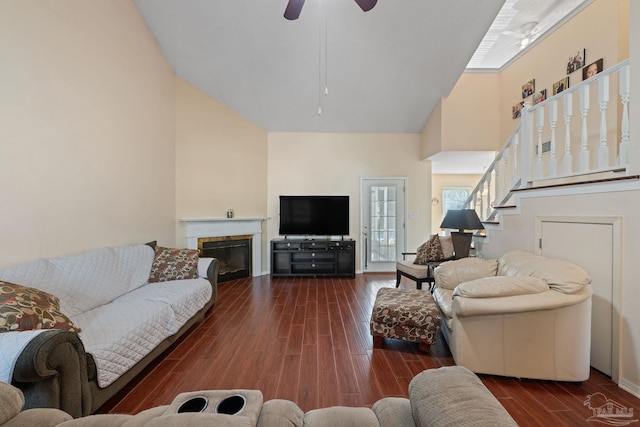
xmin=360 ymin=176 xmax=408 ymax=272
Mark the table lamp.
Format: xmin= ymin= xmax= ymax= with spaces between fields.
xmin=440 ymin=209 xmax=484 ymax=258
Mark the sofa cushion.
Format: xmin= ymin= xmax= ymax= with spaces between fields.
xmin=0 ymin=381 xmax=24 ymax=425
xmin=0 ymin=281 xmax=80 ymax=333
xmin=304 ymin=407 xmax=379 ymax=427
xmin=257 ymin=399 xmax=304 ymax=427
xmin=414 ymin=235 xmax=444 ymax=264
xmin=453 ymin=276 xmax=550 ymax=298
xmin=435 ymin=258 xmax=498 ymax=290
xmin=149 ymin=247 xmax=200 ymax=283
xmin=396 ymin=261 xmax=430 ymax=279
xmin=498 ymin=250 xmax=591 ymax=293
xmin=0 ymin=245 xmax=155 ymax=317
xmin=371 ymin=397 xmax=414 ymax=427
xmin=72 ymin=277 xmax=211 ymax=388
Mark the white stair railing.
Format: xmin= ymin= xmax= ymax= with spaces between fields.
xmin=465 ymin=59 xmax=631 ymax=223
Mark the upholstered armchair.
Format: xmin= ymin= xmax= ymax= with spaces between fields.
xmin=396 ymin=235 xmax=455 ymax=290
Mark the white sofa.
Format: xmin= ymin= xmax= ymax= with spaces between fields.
xmin=0 ymin=244 xmax=219 ymax=417
xmin=432 ymin=250 xmax=593 ymax=382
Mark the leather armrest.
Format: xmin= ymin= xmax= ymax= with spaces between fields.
xmin=12 ymin=330 xmax=91 ymax=418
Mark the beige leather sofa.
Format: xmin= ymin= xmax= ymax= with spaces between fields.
xmin=433 ymin=250 xmax=593 ymax=382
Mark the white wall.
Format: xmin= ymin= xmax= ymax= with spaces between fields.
xmin=174 ymin=77 xmax=268 ymax=245
xmin=0 ymin=1 xmax=176 ymax=268
xmin=267 ymin=133 xmax=431 ymax=273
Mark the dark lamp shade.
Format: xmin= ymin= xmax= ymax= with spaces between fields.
xmin=440 ymin=209 xmax=484 ymax=232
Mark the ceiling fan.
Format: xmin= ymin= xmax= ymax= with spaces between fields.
xmin=502 ymin=21 xmax=541 ymax=49
xmin=284 ymin=0 xmax=377 ymax=20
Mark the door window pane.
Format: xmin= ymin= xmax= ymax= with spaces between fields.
xmin=370 ymin=186 xmax=397 ymax=262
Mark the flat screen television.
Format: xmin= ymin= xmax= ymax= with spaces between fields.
xmin=279 ymin=195 xmax=349 ymax=237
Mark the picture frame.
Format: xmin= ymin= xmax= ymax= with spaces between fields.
xmin=512 ymin=101 xmax=524 ymax=119
xmin=553 ymin=77 xmax=569 ymax=95
xmin=522 ymin=79 xmax=535 ymax=99
xmin=533 ymin=89 xmax=547 ymax=105
xmin=583 ymin=58 xmax=604 ymax=80
xmin=566 ymin=49 xmax=585 ymax=74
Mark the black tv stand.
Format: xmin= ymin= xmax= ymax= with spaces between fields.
xmin=271 ymin=238 xmax=355 ymax=278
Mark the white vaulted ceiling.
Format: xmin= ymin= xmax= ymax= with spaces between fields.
xmin=134 ymin=0 xmax=591 ymax=134
xmin=134 ymin=0 xmax=505 ymax=133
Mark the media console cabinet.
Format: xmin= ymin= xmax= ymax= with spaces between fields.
xmin=270 ymin=239 xmax=355 ymax=278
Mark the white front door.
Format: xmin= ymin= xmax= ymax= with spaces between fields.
xmin=361 ymin=178 xmax=406 ymax=272
xmin=536 ymin=217 xmax=620 ymax=379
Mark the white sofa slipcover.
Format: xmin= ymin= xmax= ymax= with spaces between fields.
xmin=0 ymin=244 xmax=219 ymax=417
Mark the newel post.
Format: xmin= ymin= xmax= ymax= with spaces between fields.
xmin=519 ymin=107 xmax=532 ymax=187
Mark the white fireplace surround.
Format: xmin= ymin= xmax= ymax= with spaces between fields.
xmin=181 ymin=218 xmax=265 ymax=277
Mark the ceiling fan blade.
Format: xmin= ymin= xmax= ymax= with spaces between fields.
xmin=354 ymin=0 xmax=377 ymax=12
xmin=284 ymin=0 xmax=305 ymax=20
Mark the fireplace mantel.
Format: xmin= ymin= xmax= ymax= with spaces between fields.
xmin=181 ymin=217 xmax=265 ymax=277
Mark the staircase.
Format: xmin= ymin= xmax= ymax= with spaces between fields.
xmin=464 ymin=59 xmax=633 ymax=233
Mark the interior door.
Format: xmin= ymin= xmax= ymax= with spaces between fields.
xmin=538 ymin=219 xmax=616 ymax=378
xmin=361 ymin=178 xmax=406 ymax=272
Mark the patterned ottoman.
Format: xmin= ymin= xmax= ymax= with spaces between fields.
xmin=370 ymin=287 xmax=441 ymax=351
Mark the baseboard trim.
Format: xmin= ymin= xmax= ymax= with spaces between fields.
xmin=618 ymin=377 xmax=640 ymax=399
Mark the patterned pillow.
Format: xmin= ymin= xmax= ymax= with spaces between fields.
xmin=148 ymin=247 xmax=200 ymax=283
xmin=413 ymin=235 xmax=444 ymax=265
xmin=0 ymin=280 xmax=80 ymax=333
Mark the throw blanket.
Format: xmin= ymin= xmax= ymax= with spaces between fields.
xmin=0 ymin=330 xmax=48 ymax=383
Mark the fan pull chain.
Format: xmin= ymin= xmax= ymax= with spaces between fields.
xmin=324 ymin=17 xmax=328 ymax=96
xmin=318 ymin=21 xmax=322 ymax=115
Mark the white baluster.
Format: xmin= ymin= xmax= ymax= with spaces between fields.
xmin=485 ymin=173 xmax=492 ymax=218
xmin=513 ymin=133 xmax=519 ymax=187
xmin=501 ymin=147 xmax=509 ymax=200
xmin=579 ymin=85 xmax=590 ymax=172
xmin=536 ymin=108 xmax=544 ymax=178
xmin=598 ymin=75 xmax=610 ymax=168
xmin=519 ymin=108 xmax=532 ymax=186
xmin=619 ymin=64 xmax=630 ymax=166
xmin=563 ymin=93 xmax=573 ymax=174
xmin=549 ymin=100 xmax=558 ymax=176
xmin=495 ymin=153 xmax=509 ymax=203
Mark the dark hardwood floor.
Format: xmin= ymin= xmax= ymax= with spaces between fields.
xmin=101 ymin=274 xmax=640 ymax=426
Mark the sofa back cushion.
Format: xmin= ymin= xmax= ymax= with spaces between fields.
xmin=0 ymin=245 xmax=155 ymax=317
xmin=434 ymin=258 xmax=498 ymax=290
xmin=497 ymin=250 xmax=591 ymax=293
